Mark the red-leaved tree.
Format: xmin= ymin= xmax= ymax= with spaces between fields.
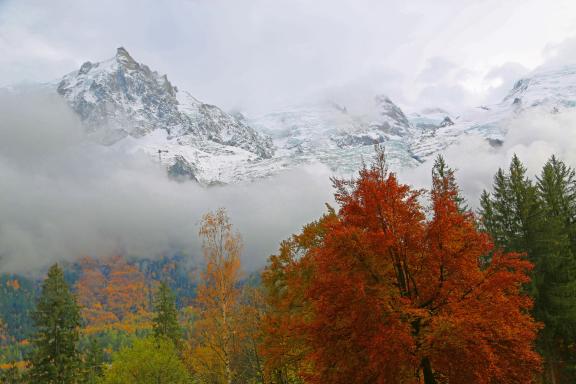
xmin=262 ymin=148 xmax=541 ymax=384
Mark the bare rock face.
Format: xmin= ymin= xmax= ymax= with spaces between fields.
xmin=168 ymin=155 xmax=198 ymax=182
xmin=439 ymin=116 xmax=454 ymax=127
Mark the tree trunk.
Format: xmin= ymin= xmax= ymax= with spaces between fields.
xmin=421 ymin=357 xmax=436 ymax=384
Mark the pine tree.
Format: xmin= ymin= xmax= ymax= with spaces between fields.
xmin=508 ymin=154 xmax=540 ymax=252
xmin=534 ymin=156 xmax=576 ymax=382
xmin=152 ymin=281 xmax=182 ymax=347
xmin=29 ymin=263 xmax=81 ymax=383
xmin=480 ymin=155 xmax=576 ymax=383
xmin=432 ymin=154 xmax=467 ymax=211
xmin=479 ymin=155 xmax=539 ymax=252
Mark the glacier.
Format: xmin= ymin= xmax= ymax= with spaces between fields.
xmin=10 ymin=48 xmax=576 ymax=184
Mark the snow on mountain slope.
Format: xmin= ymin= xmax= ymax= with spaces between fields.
xmin=56 ymin=47 xmax=421 ymax=182
xmin=409 ymin=65 xmax=576 ymax=160
xmin=57 ymin=47 xmax=274 ymax=183
xmin=46 ymin=50 xmax=576 ymax=184
xmin=250 ymin=97 xmax=421 ymax=175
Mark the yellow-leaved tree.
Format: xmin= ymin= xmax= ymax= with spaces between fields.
xmin=187 ymin=208 xmax=243 ymax=384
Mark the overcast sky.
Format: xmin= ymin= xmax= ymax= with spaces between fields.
xmin=3 ymin=1 xmax=576 ymax=272
xmin=2 ymin=0 xmax=576 ymax=113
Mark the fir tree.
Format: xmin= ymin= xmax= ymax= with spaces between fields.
xmin=479 ymin=154 xmax=539 ymax=252
xmin=431 ymin=154 xmax=467 ymax=211
xmin=152 ymin=281 xmax=182 ymax=347
xmin=29 ymin=263 xmax=81 ymax=383
xmin=480 ymin=155 xmax=576 ymax=383
xmin=534 ymin=156 xmax=576 ymax=382
xmin=508 ymin=154 xmax=540 ymax=252
xmin=480 ymin=168 xmax=509 ymax=247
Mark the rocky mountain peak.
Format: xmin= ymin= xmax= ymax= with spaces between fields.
xmin=55 ymin=48 xmax=274 ymax=182
xmin=372 ymin=94 xmax=411 ymax=136
xmin=115 ymin=47 xmax=138 ymax=69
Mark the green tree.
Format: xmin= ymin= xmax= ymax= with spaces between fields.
xmin=101 ymin=336 xmax=189 ymax=384
xmin=29 ymin=263 xmax=81 ymax=383
xmin=534 ymin=156 xmax=576 ymax=382
xmin=432 ymin=154 xmax=467 ymax=211
xmin=480 ymin=155 xmax=576 ymax=383
xmin=152 ymin=282 xmax=182 ymax=347
xmin=480 ymin=154 xmax=539 ymax=252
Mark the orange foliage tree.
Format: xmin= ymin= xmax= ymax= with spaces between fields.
xmin=75 ymin=256 xmax=152 ymax=333
xmin=104 ymin=256 xmax=149 ymax=323
xmin=262 ymin=149 xmax=541 ymax=384
xmin=186 ymin=209 xmax=266 ymax=383
xmin=186 ymin=208 xmax=243 ymax=384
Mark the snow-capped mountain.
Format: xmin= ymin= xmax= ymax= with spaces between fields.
xmin=250 ymin=97 xmax=421 ymax=175
xmin=57 ymin=47 xmax=274 ymax=183
xmin=408 ymin=64 xmax=576 ymax=160
xmin=53 ymin=47 xmax=423 ymax=182
xmin=34 ymin=49 xmax=576 ymax=184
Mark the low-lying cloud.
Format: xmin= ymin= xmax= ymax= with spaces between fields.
xmin=3 ymin=89 xmax=576 ymax=274
xmin=402 ymin=109 xmax=576 ymax=207
xmin=0 ymin=90 xmax=334 ymax=273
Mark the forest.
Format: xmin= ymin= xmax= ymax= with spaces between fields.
xmin=1 ymin=146 xmax=575 ymax=383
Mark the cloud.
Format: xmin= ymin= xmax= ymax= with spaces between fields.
xmin=417 ymin=57 xmax=460 ymax=84
xmin=482 ymin=62 xmax=529 ymax=102
xmin=0 ymin=89 xmax=334 ymax=273
xmin=2 ymin=88 xmax=576 ymax=274
xmin=540 ymin=37 xmax=576 ymax=70
xmin=401 ymin=109 xmax=576 ymax=207
xmin=4 ymin=0 xmax=576 ymax=273
xmin=412 ymin=58 xmax=530 ymax=112
xmin=2 ymin=0 xmax=576 ymax=113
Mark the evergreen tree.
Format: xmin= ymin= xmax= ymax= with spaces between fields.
xmin=534 ymin=156 xmax=576 ymax=382
xmin=480 ymin=168 xmax=510 ymax=247
xmin=431 ymin=154 xmax=467 ymax=211
xmin=152 ymin=281 xmax=182 ymax=347
xmin=29 ymin=263 xmax=81 ymax=383
xmin=479 ymin=154 xmax=539 ymax=253
xmin=508 ymin=154 xmax=540 ymax=252
xmin=480 ymin=155 xmax=576 ymax=383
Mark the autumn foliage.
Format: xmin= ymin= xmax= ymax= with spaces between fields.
xmin=185 ymin=208 xmax=266 ymax=383
xmin=262 ymin=149 xmax=542 ymax=383
xmin=186 ymin=208 xmax=243 ymax=384
xmin=75 ymin=256 xmax=152 ymax=334
xmin=0 ymin=150 xmax=546 ymax=383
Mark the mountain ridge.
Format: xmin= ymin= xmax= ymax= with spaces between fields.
xmin=9 ymin=48 xmax=576 ymax=184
